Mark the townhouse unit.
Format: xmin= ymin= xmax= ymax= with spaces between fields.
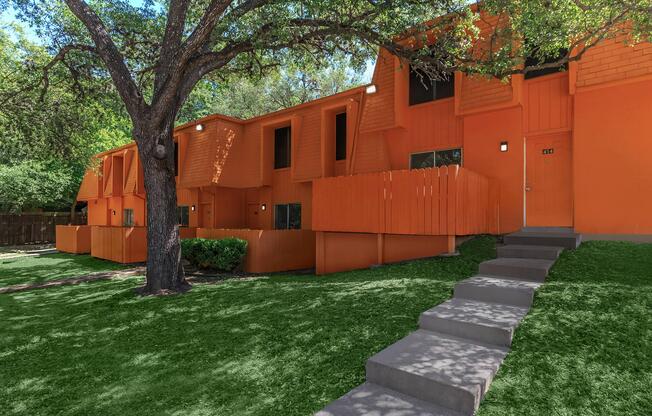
xmin=57 ymin=23 xmax=652 ymax=274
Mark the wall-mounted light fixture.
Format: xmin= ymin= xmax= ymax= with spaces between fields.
xmin=112 ymin=210 xmax=116 ymax=216
xmin=191 ymin=205 xmax=196 ymax=212
xmin=365 ymin=84 xmax=377 ymax=94
xmin=261 ymin=203 xmax=267 ymax=211
xmin=500 ymin=141 xmax=509 ymax=152
xmin=195 ymin=123 xmax=204 ymax=131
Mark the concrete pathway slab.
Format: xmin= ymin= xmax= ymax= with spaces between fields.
xmin=419 ymin=299 xmax=529 ymax=347
xmin=366 ymin=329 xmax=508 ymax=415
xmin=316 ymin=382 xmax=463 ymax=416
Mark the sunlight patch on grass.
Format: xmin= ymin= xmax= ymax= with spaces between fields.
xmin=0 ymin=236 xmax=496 ymax=416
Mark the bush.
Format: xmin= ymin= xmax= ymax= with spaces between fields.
xmin=181 ymin=238 xmax=248 ymax=272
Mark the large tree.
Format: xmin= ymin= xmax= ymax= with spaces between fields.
xmin=8 ymin=0 xmax=650 ymax=294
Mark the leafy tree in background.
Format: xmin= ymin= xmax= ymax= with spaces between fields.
xmin=0 ymin=26 xmax=132 ymax=212
xmin=5 ymin=0 xmax=650 ymax=294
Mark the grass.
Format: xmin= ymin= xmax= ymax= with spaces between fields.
xmin=0 ymin=253 xmax=128 ymax=288
xmin=477 ymin=240 xmax=652 ymax=416
xmin=0 ymin=236 xmax=495 ymax=416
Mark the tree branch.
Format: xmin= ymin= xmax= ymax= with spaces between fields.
xmin=63 ymin=0 xmax=147 ymax=119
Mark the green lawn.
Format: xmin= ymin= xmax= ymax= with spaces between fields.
xmin=478 ymin=240 xmax=652 ymax=416
xmin=0 ymin=236 xmax=495 ymax=416
xmin=0 ymin=253 xmax=128 ymax=288
xmin=2 ymin=238 xmax=649 ymax=416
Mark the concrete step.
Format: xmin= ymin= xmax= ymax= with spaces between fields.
xmin=504 ymin=231 xmax=581 ymax=249
xmin=316 ymin=382 xmax=464 ymax=416
xmin=454 ymin=275 xmax=541 ymax=307
xmin=497 ymin=244 xmax=563 ymax=260
xmin=419 ymin=298 xmax=529 ymax=347
xmin=478 ymin=258 xmax=554 ymax=282
xmin=366 ymin=329 xmax=508 ymax=415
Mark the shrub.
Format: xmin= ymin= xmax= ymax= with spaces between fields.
xmin=180 ymin=238 xmax=248 ymax=272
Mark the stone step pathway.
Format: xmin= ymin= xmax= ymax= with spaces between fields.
xmin=317 ymin=228 xmax=581 ymax=416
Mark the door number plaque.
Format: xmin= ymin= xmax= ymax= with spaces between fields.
xmin=542 ymin=148 xmax=554 ymax=155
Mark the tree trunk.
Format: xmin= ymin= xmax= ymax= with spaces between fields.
xmin=137 ymin=127 xmax=189 ymax=295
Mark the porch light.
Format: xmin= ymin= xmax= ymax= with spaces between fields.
xmin=261 ymin=203 xmax=267 ymax=211
xmin=366 ymin=84 xmax=377 ymax=94
xmin=112 ymin=210 xmax=116 ymax=215
xmin=500 ymin=141 xmax=508 ymax=152
xmin=191 ymin=205 xmax=196 ymax=212
xmin=195 ymin=123 xmax=204 ymax=131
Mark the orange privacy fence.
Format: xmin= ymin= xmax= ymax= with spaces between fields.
xmin=91 ymin=226 xmax=147 ymax=263
xmin=313 ymin=166 xmax=500 ymax=236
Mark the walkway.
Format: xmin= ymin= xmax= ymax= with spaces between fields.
xmin=317 ymin=228 xmax=582 ymax=416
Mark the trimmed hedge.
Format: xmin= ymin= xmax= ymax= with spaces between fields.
xmin=180 ymin=238 xmax=248 ymax=272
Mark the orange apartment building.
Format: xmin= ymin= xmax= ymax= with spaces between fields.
xmin=56 ymin=24 xmax=652 ymax=274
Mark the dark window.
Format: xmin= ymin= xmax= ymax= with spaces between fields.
xmin=123 ymin=209 xmax=134 ymax=227
xmin=177 ymin=206 xmax=189 ymax=227
xmin=274 ymin=203 xmax=301 ymax=229
xmin=174 ymin=142 xmax=179 ymax=176
xmin=274 ymin=126 xmax=291 ymax=169
xmin=524 ymin=48 xmax=569 ymax=79
xmin=410 ymin=152 xmax=435 ymax=169
xmin=409 ymin=67 xmax=455 ymax=105
xmin=410 ymin=148 xmax=463 ymax=169
xmin=335 ymin=112 xmax=347 ymax=160
xmin=435 ymin=148 xmax=463 ymax=167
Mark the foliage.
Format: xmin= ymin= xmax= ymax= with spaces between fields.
xmin=0 ymin=236 xmax=495 ymax=416
xmin=478 ymin=240 xmax=652 ymax=416
xmin=181 ymin=237 xmax=248 ymax=272
xmin=178 ymin=55 xmax=366 ymax=121
xmin=0 ymin=160 xmax=75 ymax=212
xmin=0 ymin=26 xmax=132 ymax=212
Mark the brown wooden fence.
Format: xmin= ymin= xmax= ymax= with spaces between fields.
xmin=0 ymin=213 xmax=87 ymax=246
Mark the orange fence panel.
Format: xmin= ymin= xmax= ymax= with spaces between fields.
xmin=91 ymin=226 xmax=146 ymax=263
xmin=313 ymin=166 xmax=499 ymax=236
xmin=56 ymin=225 xmax=92 ymax=254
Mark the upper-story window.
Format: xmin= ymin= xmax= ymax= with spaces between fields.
xmin=335 ymin=112 xmax=347 ymax=161
xmin=409 ymin=67 xmax=455 ymax=106
xmin=174 ymin=142 xmax=179 ymax=177
xmin=410 ymin=148 xmax=462 ymax=169
xmin=274 ymin=126 xmax=291 ymax=169
xmin=524 ymin=48 xmax=569 ymax=79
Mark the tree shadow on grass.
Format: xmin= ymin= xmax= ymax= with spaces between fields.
xmin=0 ymin=236 xmax=496 ymax=416
xmin=0 ymin=253 xmax=128 ymax=288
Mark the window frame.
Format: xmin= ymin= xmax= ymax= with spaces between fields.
xmin=274 ymin=203 xmax=301 ymax=230
xmin=409 ymin=148 xmax=463 ymax=170
xmin=273 ymin=126 xmax=292 ymax=169
xmin=173 ymin=141 xmax=179 ymax=177
xmin=123 ymin=208 xmax=135 ymax=227
xmin=408 ymin=66 xmax=455 ymax=106
xmin=335 ymin=112 xmax=347 ymax=161
xmin=177 ymin=205 xmax=190 ymax=227
xmin=523 ymin=48 xmax=569 ymax=80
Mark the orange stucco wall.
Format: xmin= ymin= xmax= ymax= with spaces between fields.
xmin=66 ymin=23 xmax=652 ymax=273
xmin=573 ymin=78 xmax=652 ymax=234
